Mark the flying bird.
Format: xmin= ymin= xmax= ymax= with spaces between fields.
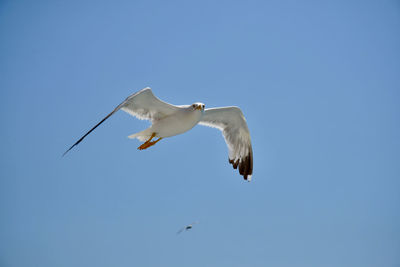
xmin=176 ymin=221 xmax=199 ymax=235
xmin=63 ymin=87 xmax=253 ymax=180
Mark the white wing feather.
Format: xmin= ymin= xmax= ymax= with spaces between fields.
xmin=120 ymin=87 xmax=178 ymax=121
xmin=199 ymin=107 xmax=253 ymax=181
xmin=63 ymin=87 xmax=178 ymax=155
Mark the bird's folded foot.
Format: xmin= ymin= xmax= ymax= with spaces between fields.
xmin=137 ymin=132 xmax=155 ymax=150
xmin=138 ymin=133 xmax=162 ymax=150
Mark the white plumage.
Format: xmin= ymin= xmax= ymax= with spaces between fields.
xmin=199 ymin=107 xmax=253 ymax=180
xmin=64 ymin=87 xmax=253 ymax=180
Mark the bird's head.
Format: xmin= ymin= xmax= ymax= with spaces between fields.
xmin=191 ymin=102 xmax=205 ymax=111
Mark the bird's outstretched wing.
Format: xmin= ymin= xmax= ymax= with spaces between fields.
xmin=119 ymin=87 xmax=179 ymax=121
xmin=199 ymin=107 xmax=253 ymax=181
xmin=63 ymin=87 xmax=178 ymax=156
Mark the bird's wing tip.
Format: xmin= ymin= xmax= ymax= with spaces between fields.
xmin=62 ymin=148 xmax=71 ymax=157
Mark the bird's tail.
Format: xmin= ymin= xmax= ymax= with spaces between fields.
xmin=128 ymin=129 xmax=153 ymax=142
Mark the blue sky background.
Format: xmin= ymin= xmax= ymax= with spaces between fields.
xmin=1 ymin=1 xmax=399 ymax=266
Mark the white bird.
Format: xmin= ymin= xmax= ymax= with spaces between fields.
xmin=176 ymin=221 xmax=199 ymax=235
xmin=64 ymin=87 xmax=253 ymax=180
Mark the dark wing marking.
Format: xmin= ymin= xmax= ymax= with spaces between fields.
xmin=62 ymin=103 xmax=123 ymax=156
xmin=63 ymin=87 xmax=178 ymax=156
xmin=199 ymin=107 xmax=253 ymax=181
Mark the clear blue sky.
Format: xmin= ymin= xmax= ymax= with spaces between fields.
xmin=1 ymin=1 xmax=399 ymax=266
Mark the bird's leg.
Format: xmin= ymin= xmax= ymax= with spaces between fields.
xmin=138 ymin=133 xmax=164 ymax=150
xmin=138 ymin=137 xmax=163 ymax=150
xmin=146 ymin=137 xmax=163 ymax=149
xmin=137 ymin=133 xmax=156 ymax=150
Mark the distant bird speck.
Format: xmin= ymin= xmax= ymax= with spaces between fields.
xmin=177 ymin=221 xmax=199 ymax=235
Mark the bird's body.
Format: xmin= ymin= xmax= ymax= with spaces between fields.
xmin=128 ymin=104 xmax=204 ymax=141
xmin=64 ymin=87 xmax=253 ymax=180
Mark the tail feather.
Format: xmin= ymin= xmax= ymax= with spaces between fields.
xmin=128 ymin=132 xmax=139 ymax=139
xmin=128 ymin=129 xmax=152 ymax=141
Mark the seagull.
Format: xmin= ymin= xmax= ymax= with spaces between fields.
xmin=63 ymin=87 xmax=253 ymax=180
xmin=176 ymin=221 xmax=199 ymax=235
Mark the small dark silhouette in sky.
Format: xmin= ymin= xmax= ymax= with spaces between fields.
xmin=177 ymin=222 xmax=199 ymax=235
